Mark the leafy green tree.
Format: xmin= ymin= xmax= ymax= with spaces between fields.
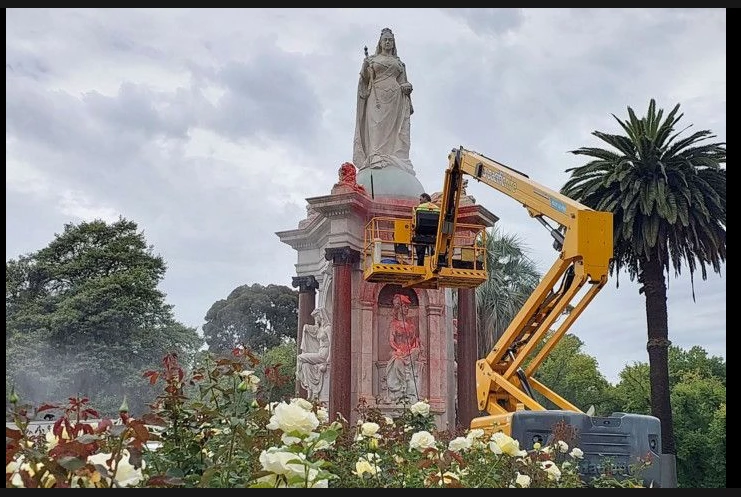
xmin=561 ymin=99 xmax=726 ymax=456
xmin=530 ymin=334 xmax=612 ymax=414
xmin=608 ymin=346 xmax=725 ymax=487
xmin=668 ymin=345 xmax=725 ymax=386
xmin=202 ymin=283 xmax=298 ymax=354
xmin=476 ymin=225 xmax=540 ymax=356
xmin=671 ymin=371 xmax=725 ymax=487
xmin=703 ymin=402 xmax=726 ymax=488
xmin=6 ymin=218 xmax=202 ymax=415
xmin=606 ymin=362 xmax=652 ymax=415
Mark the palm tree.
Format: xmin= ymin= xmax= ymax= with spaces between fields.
xmin=475 ymin=225 xmax=541 ymax=357
xmin=560 ymin=99 xmax=726 ymax=458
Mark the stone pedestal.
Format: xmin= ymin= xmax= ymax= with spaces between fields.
xmin=276 ymin=182 xmax=497 ymax=429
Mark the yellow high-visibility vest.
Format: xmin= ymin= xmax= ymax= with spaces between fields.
xmin=414 ymin=201 xmax=440 ymax=214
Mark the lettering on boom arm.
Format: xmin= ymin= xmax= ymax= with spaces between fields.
xmin=481 ymin=168 xmax=517 ymax=193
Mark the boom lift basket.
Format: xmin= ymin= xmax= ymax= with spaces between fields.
xmin=362 ymin=216 xmax=488 ymax=289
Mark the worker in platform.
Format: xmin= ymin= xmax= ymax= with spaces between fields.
xmin=412 ymin=193 xmax=440 ymax=266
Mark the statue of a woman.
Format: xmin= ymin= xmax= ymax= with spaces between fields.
xmin=296 ymin=307 xmax=331 ymax=401
xmin=352 ymin=28 xmax=415 ymax=175
xmin=385 ymin=294 xmax=424 ymax=403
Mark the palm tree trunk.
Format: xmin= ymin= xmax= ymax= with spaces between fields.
xmin=641 ymin=256 xmax=676 ymax=455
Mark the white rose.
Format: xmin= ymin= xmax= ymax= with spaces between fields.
xmin=409 ymin=430 xmax=437 ymax=452
xmin=290 ymin=397 xmax=314 ymax=411
xmin=466 ymin=428 xmax=485 ymax=440
xmin=361 ymin=422 xmax=380 ymax=438
xmin=410 ymin=400 xmax=431 ymax=417
xmin=569 ymin=447 xmax=584 ymax=459
xmin=540 ymin=460 xmax=562 ymax=481
xmin=259 ymin=447 xmax=306 ymax=475
xmin=448 ymin=436 xmax=472 ymax=452
xmin=281 ymin=433 xmax=302 ymax=446
xmin=353 ymin=459 xmax=378 ymax=477
xmin=316 ymin=407 xmax=329 ymax=423
xmin=266 ymin=401 xmax=319 ymax=435
xmin=88 ymin=450 xmax=145 ymax=487
xmin=488 ymin=440 xmax=503 ymax=454
xmin=515 ymin=472 xmax=531 ymax=488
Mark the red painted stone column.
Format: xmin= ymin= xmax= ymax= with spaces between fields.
xmin=325 ymin=246 xmax=360 ymax=422
xmin=457 ymin=288 xmax=478 ymax=429
xmin=292 ymin=275 xmax=319 ymax=398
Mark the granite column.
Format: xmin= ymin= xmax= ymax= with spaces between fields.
xmin=325 ymin=246 xmax=360 ymax=421
xmin=457 ymin=287 xmax=478 ymax=429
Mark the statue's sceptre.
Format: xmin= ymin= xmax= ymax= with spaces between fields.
xmin=363 ymin=46 xmax=379 ymax=108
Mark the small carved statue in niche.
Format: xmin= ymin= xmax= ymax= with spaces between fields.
xmin=385 ymin=293 xmax=424 ymax=403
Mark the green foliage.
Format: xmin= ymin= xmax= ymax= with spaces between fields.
xmin=562 ymin=99 xmax=726 ymax=283
xmin=607 ymin=362 xmax=652 ymax=415
xmin=258 ymin=342 xmax=298 ymax=403
xmin=142 ymin=351 xmax=271 ymax=487
xmin=475 ymin=225 xmax=540 ymax=356
xmin=5 ymin=218 xmax=202 ymax=416
xmin=609 ymin=346 xmax=725 ymax=487
xmin=703 ymin=403 xmax=726 ymax=488
xmin=531 ymin=334 xmax=612 ymax=414
xmin=202 ymin=283 xmax=298 ymax=354
xmin=668 ymin=346 xmax=725 ymax=387
xmin=671 ymin=372 xmax=725 ymax=487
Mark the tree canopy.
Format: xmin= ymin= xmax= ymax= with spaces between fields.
xmin=6 ymin=218 xmax=202 ymax=415
xmin=202 ymin=283 xmax=298 ymax=354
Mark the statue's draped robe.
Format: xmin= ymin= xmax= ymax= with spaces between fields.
xmin=385 ymin=317 xmax=423 ymax=402
xmin=353 ymin=54 xmax=414 ymax=174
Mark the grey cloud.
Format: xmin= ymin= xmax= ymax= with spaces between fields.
xmin=443 ymin=8 xmax=526 ymax=35
xmin=83 ymin=83 xmax=192 ymax=140
xmin=5 ymin=50 xmax=52 ymax=81
xmin=207 ymin=52 xmax=322 ymax=147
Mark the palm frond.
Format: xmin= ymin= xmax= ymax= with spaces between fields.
xmin=561 ymin=98 xmax=725 ymax=285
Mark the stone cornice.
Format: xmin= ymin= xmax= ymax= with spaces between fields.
xmin=308 ymin=192 xmax=373 ymax=219
xmin=457 ymin=204 xmax=499 ymax=227
xmin=275 ymin=216 xmax=330 ymax=251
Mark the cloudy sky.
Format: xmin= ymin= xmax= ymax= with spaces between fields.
xmin=6 ymin=8 xmax=725 ymax=382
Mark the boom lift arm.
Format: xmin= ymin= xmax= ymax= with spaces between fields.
xmin=433 ymin=147 xmax=613 ymax=429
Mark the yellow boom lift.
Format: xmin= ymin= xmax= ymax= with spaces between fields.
xmin=363 ymin=146 xmax=663 ymax=486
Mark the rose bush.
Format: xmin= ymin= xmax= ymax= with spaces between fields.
xmin=6 ymin=350 xmax=650 ymax=488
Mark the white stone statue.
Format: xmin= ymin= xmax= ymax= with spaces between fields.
xmin=297 ymin=307 xmax=331 ymax=401
xmin=385 ymin=294 xmax=425 ymax=403
xmin=353 ymin=27 xmax=415 ymax=175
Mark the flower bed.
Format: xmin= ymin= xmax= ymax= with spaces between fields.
xmin=6 ymin=351 xmax=648 ymax=488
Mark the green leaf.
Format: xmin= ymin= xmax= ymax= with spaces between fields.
xmin=57 ymin=456 xmax=87 ymax=471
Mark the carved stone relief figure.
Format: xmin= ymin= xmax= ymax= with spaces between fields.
xmin=385 ymin=293 xmax=425 ymax=403
xmin=296 ymin=307 xmax=331 ymax=401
